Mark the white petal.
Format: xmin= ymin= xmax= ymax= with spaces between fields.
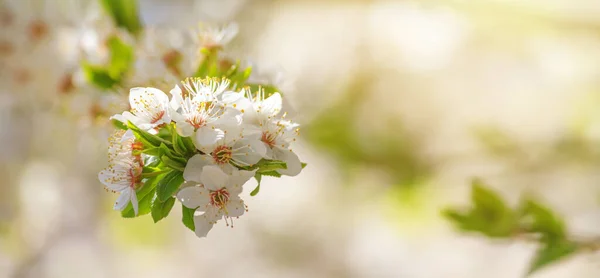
xmin=260 ymin=93 xmax=282 ymax=117
xmin=247 ymin=138 xmax=267 ymax=157
xmin=130 ymin=188 xmax=139 ymax=216
xmin=224 ymin=198 xmax=245 ymax=218
xmin=274 ymin=148 xmax=302 ymax=176
xmin=228 ymin=169 xmax=256 ymax=192
xmin=176 ymin=121 xmax=194 ymax=137
xmin=114 ymin=189 xmax=131 ymax=211
xmin=193 ymin=213 xmax=215 ymax=238
xmin=98 ymin=169 xmax=128 ymax=192
xmin=195 ymin=126 xmax=225 ymax=150
xmin=183 ymin=154 xmax=212 ymax=183
xmin=169 ymin=85 xmax=183 ymax=110
xmin=200 ymin=165 xmax=228 ymax=191
xmin=212 ymin=108 xmax=242 ymax=126
xmin=177 ymin=186 xmax=210 ymax=209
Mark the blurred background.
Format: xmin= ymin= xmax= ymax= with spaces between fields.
xmin=1 ymin=0 xmax=600 ymax=277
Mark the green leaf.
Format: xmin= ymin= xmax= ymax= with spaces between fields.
xmin=255 ymin=159 xmax=287 ymax=173
xmin=100 ymin=0 xmax=143 ymax=35
xmin=142 ymin=147 xmax=162 ymax=157
xmin=156 ymin=170 xmax=184 ymax=202
xmin=301 ymin=162 xmax=307 ymax=169
xmin=520 ymin=199 xmax=566 ymax=242
xmin=527 ymin=240 xmax=579 ymax=276
xmin=151 ymin=196 xmax=176 ymax=223
xmin=182 ymin=205 xmax=196 ymax=232
xmin=127 ymin=121 xmax=171 ymax=148
xmin=81 ymin=63 xmax=119 ymax=89
xmin=112 ymin=119 xmax=128 ymax=130
xmin=260 ymin=170 xmax=282 ymax=178
xmin=121 ymin=188 xmax=154 ymax=218
xmin=250 ymin=174 xmax=262 ymax=196
xmin=161 ymin=155 xmax=186 ymax=171
xmin=121 ymin=175 xmax=163 ymax=218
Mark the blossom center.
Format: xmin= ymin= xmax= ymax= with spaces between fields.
xmin=150 ymin=110 xmax=165 ymax=124
xmin=209 ymin=188 xmax=230 ymax=209
xmin=212 ymin=145 xmax=232 ymax=164
xmin=186 ymin=115 xmax=206 ymax=129
xmin=261 ymin=131 xmax=276 ymax=148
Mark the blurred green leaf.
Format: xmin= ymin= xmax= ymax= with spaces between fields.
xmin=520 ymin=199 xmax=566 ymax=243
xmin=247 ymin=84 xmax=279 ymax=98
xmin=443 ymin=179 xmax=517 ymax=238
xmin=151 ymin=196 xmax=176 ymax=223
xmin=182 ymin=205 xmax=196 ymax=232
xmin=195 ymin=48 xmax=219 ymax=78
xmin=106 ymin=36 xmax=134 ymax=78
xmin=527 ymin=240 xmax=579 ymax=276
xmin=100 ymin=0 xmax=143 ymax=35
xmin=82 ymin=63 xmax=119 ymax=89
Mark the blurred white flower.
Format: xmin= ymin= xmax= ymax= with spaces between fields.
xmin=112 ymin=87 xmax=172 ymax=132
xmin=177 ymin=165 xmax=254 ymax=237
xmin=194 ymin=22 xmax=238 ymax=49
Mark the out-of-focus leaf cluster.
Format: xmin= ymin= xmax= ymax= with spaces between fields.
xmin=443 ymin=179 xmax=595 ymax=276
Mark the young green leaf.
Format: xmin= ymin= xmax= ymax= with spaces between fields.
xmin=250 ymin=173 xmax=262 ymax=196
xmin=156 ymin=170 xmax=184 ymax=202
xmin=151 ymin=196 xmax=176 ymax=223
xmin=527 ymin=240 xmax=579 ymax=276
xmin=127 ymin=121 xmax=170 ymax=148
xmin=182 ymin=205 xmax=196 ymax=232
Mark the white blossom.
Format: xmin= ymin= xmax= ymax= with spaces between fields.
xmin=112 ymin=87 xmax=172 ymax=132
xmin=98 ymin=130 xmax=143 ymax=215
xmin=177 ymin=165 xmax=255 ymax=237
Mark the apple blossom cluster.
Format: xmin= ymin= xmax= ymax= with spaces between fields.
xmin=98 ymin=77 xmax=304 ymax=237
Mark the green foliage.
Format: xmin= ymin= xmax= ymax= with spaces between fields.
xmin=121 ymin=174 xmax=162 ymax=218
xmin=527 ymin=240 xmax=579 ymax=275
xmin=82 ymin=36 xmax=134 ymax=90
xmin=151 ymin=196 xmax=176 ymax=223
xmin=195 ymin=48 xmax=219 ymax=78
xmin=250 ymin=173 xmax=262 ymax=196
xmin=519 ymin=199 xmax=566 ymax=243
xmin=170 ymin=124 xmax=196 ymax=158
xmin=127 ymin=121 xmax=171 ymax=148
xmin=156 ymin=170 xmax=184 ymax=202
xmin=182 ymin=205 xmax=196 ymax=232
xmin=443 ymin=179 xmax=517 ymax=238
xmin=304 ymin=77 xmax=430 ymax=187
xmin=100 ymin=0 xmax=143 ymax=35
xmin=82 ymin=64 xmax=120 ymax=89
xmin=443 ymin=179 xmax=592 ymax=277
